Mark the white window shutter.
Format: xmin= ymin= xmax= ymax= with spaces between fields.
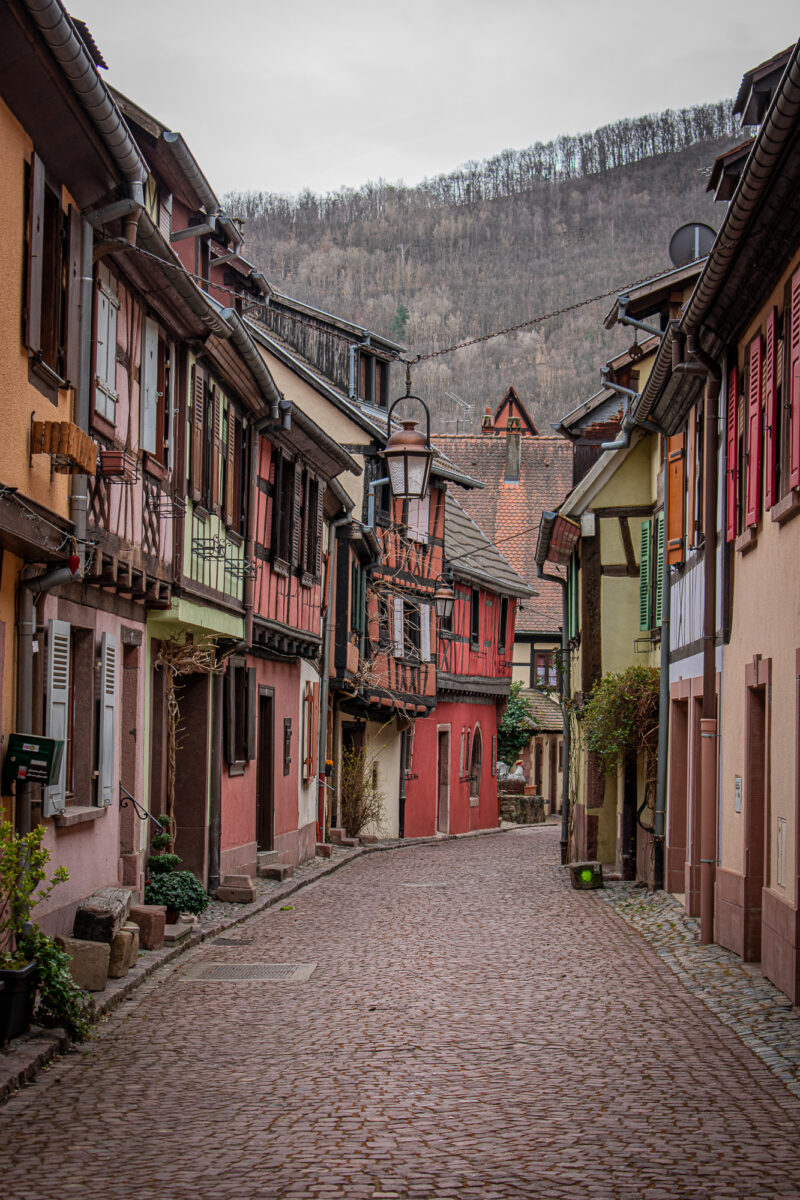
xmin=44 ymin=620 xmax=71 ymax=817
xmin=97 ymin=632 xmax=118 ymax=806
xmin=94 ymin=266 xmax=118 ymax=421
xmin=407 ymin=496 xmax=429 ymax=544
xmin=420 ymin=602 xmax=431 ymax=661
xmin=392 ymin=597 xmax=405 ymax=658
xmin=141 ymin=317 xmax=159 ymax=454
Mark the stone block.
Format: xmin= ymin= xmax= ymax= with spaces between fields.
xmin=163 ymin=921 xmax=192 ymax=945
xmin=121 ymin=922 xmax=140 ymax=967
xmin=128 ymin=904 xmax=166 ymax=951
xmin=73 ymin=886 xmax=132 ymax=943
xmin=108 ymin=930 xmax=133 ymax=979
xmin=315 ymin=843 xmax=333 ymax=859
xmin=340 ymin=837 xmax=360 ymax=848
xmin=259 ymin=865 xmax=293 ymax=882
xmin=55 ymin=936 xmax=110 ymax=992
xmin=359 ymin=834 xmax=378 ymax=845
xmin=215 ymin=876 xmax=257 ymax=903
xmin=329 ymin=828 xmax=346 ymax=844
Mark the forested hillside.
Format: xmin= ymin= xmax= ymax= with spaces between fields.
xmin=226 ymin=102 xmax=737 ymax=432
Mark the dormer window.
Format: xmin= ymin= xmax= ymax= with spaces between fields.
xmin=359 ymin=352 xmax=389 ymax=407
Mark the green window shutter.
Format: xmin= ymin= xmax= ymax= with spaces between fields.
xmin=639 ymin=520 xmax=652 ymax=631
xmin=654 ymin=512 xmax=665 ymax=628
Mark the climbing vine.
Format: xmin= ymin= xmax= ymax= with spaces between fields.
xmin=582 ymin=666 xmax=660 ymax=775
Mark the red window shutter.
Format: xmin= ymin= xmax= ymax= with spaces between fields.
xmin=190 ymin=366 xmax=205 ymax=502
xmin=745 ymin=335 xmax=763 ymax=528
xmin=726 ymin=364 xmax=739 ymax=542
xmin=790 ymin=267 xmax=800 ymax=490
xmin=764 ymin=308 xmax=778 ymax=510
xmin=666 ymin=433 xmax=685 ymax=564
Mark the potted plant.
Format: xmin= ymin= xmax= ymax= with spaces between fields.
xmin=144 ymin=820 xmax=208 ymax=922
xmin=0 ymin=821 xmax=68 ymax=1043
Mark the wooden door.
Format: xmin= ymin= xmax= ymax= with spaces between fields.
xmin=256 ymin=691 xmax=274 ymax=852
xmin=548 ymin=740 xmax=557 ymax=813
xmin=437 ymin=730 xmax=450 ymax=833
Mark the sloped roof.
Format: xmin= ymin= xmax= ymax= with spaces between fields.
xmin=444 ymin=494 xmax=533 ymax=599
xmin=432 ymin=432 xmax=574 ymax=633
xmin=525 ymin=689 xmax=563 ymax=733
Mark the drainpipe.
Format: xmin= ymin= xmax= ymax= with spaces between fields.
xmin=318 ymin=514 xmax=353 ymax=839
xmin=537 ymin=562 xmax=570 ymax=864
xmin=681 ymin=332 xmax=722 ymax=944
xmin=207 ymin=672 xmax=223 ymax=895
xmin=348 ymin=338 xmax=371 ymax=400
xmin=653 ymin=497 xmax=670 ymax=889
xmin=17 ymin=565 xmax=79 ymax=834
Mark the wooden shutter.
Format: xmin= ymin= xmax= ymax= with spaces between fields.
xmin=392 ymin=596 xmax=405 ymax=658
xmin=665 ymin=433 xmax=685 ymax=564
xmin=790 ymin=267 xmax=800 ymax=490
xmin=420 ymin=602 xmax=432 ymax=662
xmin=225 ymin=662 xmax=237 ymax=765
xmin=726 ymin=364 xmax=739 ymax=542
xmin=94 ymin=265 xmax=119 ymax=422
xmin=745 ymin=335 xmax=763 ymax=528
xmin=64 ymin=206 xmax=82 ymax=386
xmin=190 ymin=366 xmax=205 ymax=502
xmin=245 ymin=667 xmax=257 ymax=761
xmin=765 ymin=307 xmax=778 ymax=510
xmin=224 ymin=409 xmax=236 ymax=526
xmin=141 ymin=317 xmax=159 ymax=454
xmin=314 ymin=482 xmax=324 ymax=577
xmin=44 ymin=619 xmax=70 ymax=817
xmin=97 ymin=632 xmax=117 ymax=806
xmin=407 ymin=496 xmax=430 ymax=544
xmin=654 ymin=512 xmax=665 ymax=628
xmin=291 ymin=463 xmax=304 ymax=567
xmin=210 ymin=386 xmax=221 ymax=512
xmin=310 ymin=682 xmax=319 ymax=778
xmin=639 ymin=520 xmax=652 ymax=631
xmin=491 ymin=735 xmax=497 ymax=777
xmin=25 ymin=152 xmax=45 ymax=355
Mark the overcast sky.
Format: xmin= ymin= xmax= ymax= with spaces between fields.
xmin=72 ymin=1 xmax=798 ymax=198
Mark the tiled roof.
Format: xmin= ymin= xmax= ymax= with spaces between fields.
xmin=524 ymin=688 xmax=563 ymax=733
xmin=444 ymin=494 xmax=533 ymax=599
xmin=432 ymin=432 xmax=574 ymax=633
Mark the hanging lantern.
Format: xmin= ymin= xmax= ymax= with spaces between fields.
xmin=433 ymin=580 xmax=455 ymax=623
xmin=381 ymin=389 xmax=434 ymax=501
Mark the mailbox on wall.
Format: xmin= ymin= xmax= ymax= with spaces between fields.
xmin=2 ymin=734 xmax=64 ymax=792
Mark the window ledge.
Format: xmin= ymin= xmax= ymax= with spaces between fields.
xmin=91 ymin=412 xmax=116 ymax=441
xmin=771 ymin=489 xmax=800 ymax=527
xmin=53 ymin=805 xmax=107 ymax=828
xmin=226 ymin=529 xmax=243 ymax=548
xmin=193 ymin=505 xmax=209 ymax=522
xmin=273 ymin=558 xmax=290 ymax=578
xmin=142 ymin=453 xmax=168 ymax=481
xmin=300 ymin=572 xmax=315 ymax=589
xmin=735 ymin=526 xmax=758 ymax=554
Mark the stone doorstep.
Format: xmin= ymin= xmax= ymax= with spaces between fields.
xmin=0 ymin=823 xmax=507 ymax=1105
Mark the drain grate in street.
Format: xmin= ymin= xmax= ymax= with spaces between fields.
xmin=212 ymin=937 xmax=255 ymax=946
xmin=182 ymin=962 xmax=316 ymax=982
xmin=400 ymin=882 xmax=450 ymax=888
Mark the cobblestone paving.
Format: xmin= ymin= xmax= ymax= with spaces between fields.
xmin=3 ymin=825 xmax=800 ymax=1199
xmin=598 ymin=881 xmax=800 ymax=1098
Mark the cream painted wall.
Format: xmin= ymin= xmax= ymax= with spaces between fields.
xmin=298 ymin=658 xmax=321 ymax=834
xmin=367 ymin=717 xmax=402 ymax=838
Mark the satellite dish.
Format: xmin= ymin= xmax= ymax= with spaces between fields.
xmin=669 ymin=222 xmax=716 ymax=267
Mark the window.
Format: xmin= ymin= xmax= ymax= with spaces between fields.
xmin=469 ymin=727 xmax=482 ymax=802
xmin=140 ymin=316 xmax=169 ymax=462
xmin=359 ymin=353 xmax=389 ymax=407
xmin=94 ymin=265 xmax=119 ymax=423
xmin=351 ymin=561 xmax=367 ymax=635
xmin=303 ymin=474 xmax=323 ymax=577
xmin=271 ymin=452 xmax=295 ymax=566
xmin=534 ymin=652 xmax=557 ymax=689
xmin=498 ymin=596 xmax=509 ymax=653
xmin=405 ymin=602 xmax=421 ymax=657
xmin=24 ymin=154 xmax=80 ymax=389
xmin=225 ymin=657 xmax=256 ymax=770
xmin=470 ymin=589 xmax=480 ymax=648
xmin=43 ymin=622 xmax=115 ymax=815
xmin=392 ymin=596 xmax=405 ymax=658
xmin=406 ymin=496 xmax=429 ymax=545
xmin=419 ymin=603 xmax=432 ymax=663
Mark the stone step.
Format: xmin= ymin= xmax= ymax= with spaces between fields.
xmin=257 ymin=850 xmax=279 ymax=868
xmin=259 ymin=864 xmax=294 ymax=882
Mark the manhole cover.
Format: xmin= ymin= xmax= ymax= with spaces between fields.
xmin=212 ymin=937 xmax=255 ymax=946
xmin=182 ymin=962 xmax=316 ymax=982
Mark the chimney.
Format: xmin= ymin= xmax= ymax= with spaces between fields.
xmin=505 ymin=426 xmax=521 ymax=482
xmin=481 ymin=407 xmax=494 ymax=433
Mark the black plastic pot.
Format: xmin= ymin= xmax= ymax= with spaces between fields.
xmin=0 ymin=960 xmax=38 ymax=1043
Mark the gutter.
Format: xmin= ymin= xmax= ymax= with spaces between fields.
xmin=22 ymin=0 xmax=148 ymax=195
xmin=222 ymin=307 xmax=284 ymax=421
xmin=162 ymin=131 xmax=218 ymax=217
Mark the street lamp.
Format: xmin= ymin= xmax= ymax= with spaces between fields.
xmin=380 ymin=395 xmax=433 ymax=501
xmin=433 ymin=577 xmax=455 ymax=624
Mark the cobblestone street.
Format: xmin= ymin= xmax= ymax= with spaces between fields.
xmin=3 ymin=826 xmax=800 ymax=1200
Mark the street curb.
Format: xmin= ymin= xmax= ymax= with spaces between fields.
xmin=0 ymin=821 xmax=545 ymax=1104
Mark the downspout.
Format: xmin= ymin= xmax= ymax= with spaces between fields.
xmin=17 ymin=565 xmax=79 ymax=835
xmin=69 ymin=216 xmax=94 ymax=569
xmin=207 ymin=672 xmax=223 ymax=895
xmin=318 ymin=515 xmax=353 ymax=840
xmin=681 ymin=332 xmax=722 ymax=944
xmin=348 ymin=337 xmax=371 ymax=400
xmin=653 ymin=493 xmax=670 ymax=888
xmin=537 ymin=562 xmax=570 ymax=864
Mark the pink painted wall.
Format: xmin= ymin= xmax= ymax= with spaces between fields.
xmin=404 ymin=699 xmax=499 ymax=837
